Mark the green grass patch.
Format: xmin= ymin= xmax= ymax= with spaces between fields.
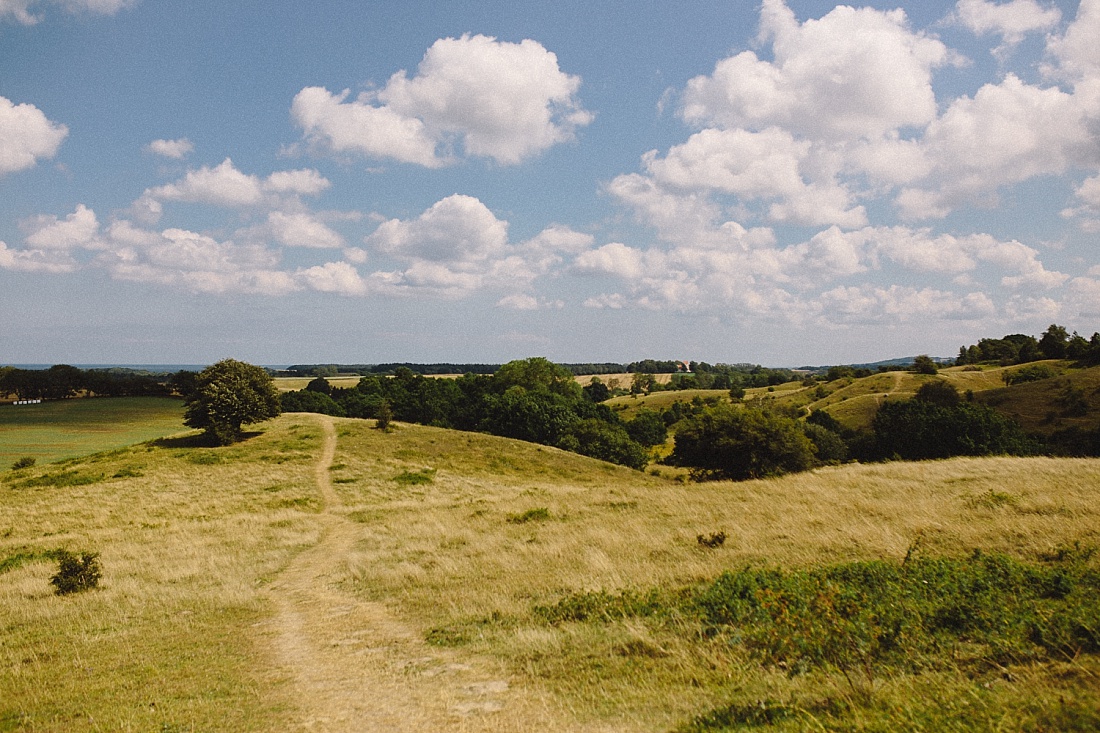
xmin=0 ymin=397 xmax=185 ymax=469
xmin=392 ymin=467 xmax=436 ymax=485
xmin=508 ymin=507 xmax=552 ymax=524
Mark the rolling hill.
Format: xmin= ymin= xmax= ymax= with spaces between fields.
xmin=3 ymin=413 xmax=1099 ymax=731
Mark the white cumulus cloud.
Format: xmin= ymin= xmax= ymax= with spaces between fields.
xmin=145 ymin=138 xmax=193 ymax=159
xmin=293 ymin=34 xmax=591 ymax=167
xmin=0 ymin=96 xmax=68 ymax=175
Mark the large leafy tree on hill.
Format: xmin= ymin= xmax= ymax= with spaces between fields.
xmin=669 ymin=404 xmax=814 ymax=481
xmin=183 ymin=359 xmax=281 ymax=445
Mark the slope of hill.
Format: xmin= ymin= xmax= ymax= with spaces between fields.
xmin=3 ymin=414 xmax=1099 ymax=730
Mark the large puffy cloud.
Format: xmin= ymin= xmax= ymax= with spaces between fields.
xmin=896 ymin=75 xmax=1096 ymax=218
xmin=0 ymin=96 xmax=68 ymax=175
xmin=681 ymin=0 xmax=950 ymax=140
xmin=1047 ymin=0 xmax=1100 ymax=80
xmin=642 ymin=127 xmax=866 ymax=228
xmin=293 ymin=34 xmax=591 ymax=167
xmin=359 ymin=195 xmax=592 ymax=300
xmin=365 ymin=194 xmax=507 ymax=263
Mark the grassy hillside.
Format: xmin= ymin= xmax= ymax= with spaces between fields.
xmin=0 ymin=397 xmax=185 ymax=470
xmin=779 ymin=362 xmax=1081 ymax=432
xmin=976 ymin=364 xmax=1100 ymax=436
xmin=3 ymin=413 xmax=1099 ymax=730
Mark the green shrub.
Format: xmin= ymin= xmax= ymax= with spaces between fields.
xmin=507 ymin=507 xmax=551 ymax=524
xmin=392 ymin=468 xmax=435 ymax=485
xmin=49 ymin=550 xmax=102 ymax=595
xmin=10 ymin=456 xmax=36 ymax=470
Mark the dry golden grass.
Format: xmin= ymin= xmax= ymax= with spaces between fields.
xmin=0 ymin=421 xmax=325 ymax=731
xmin=3 ymin=413 xmax=1099 ymax=731
xmin=273 ymin=376 xmax=362 ymax=392
xmin=575 ymin=373 xmax=675 ymax=388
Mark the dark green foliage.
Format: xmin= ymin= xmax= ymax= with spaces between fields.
xmin=559 ymin=418 xmax=648 ymax=470
xmin=1003 ymin=364 xmax=1057 ymax=385
xmin=914 ymin=379 xmax=961 ymax=407
xmin=10 ymin=456 xmax=36 ymax=470
xmin=806 ymin=409 xmax=843 ymax=433
xmin=669 ymin=405 xmax=815 ymax=481
xmin=183 ymin=359 xmax=281 ymax=445
xmin=581 ymin=378 xmax=611 ymax=403
xmin=624 ymin=408 xmax=668 ymax=447
xmin=1039 ymin=324 xmax=1070 ymax=359
xmin=802 ymin=422 xmax=848 ymax=464
xmin=871 ymin=399 xmax=1033 ymax=461
xmin=375 ymin=398 xmax=393 ymax=431
xmin=493 ymin=357 xmax=581 ymax=399
xmin=304 ymin=376 xmax=332 ymax=394
xmin=0 ymin=364 xmax=175 ymax=400
xmin=280 ymin=389 xmax=345 ymax=416
xmin=49 ymin=550 xmax=102 ymax=595
xmin=912 ymin=354 xmax=938 ymax=375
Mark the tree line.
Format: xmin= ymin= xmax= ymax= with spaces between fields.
xmin=956 ymin=324 xmax=1100 ymax=366
xmin=0 ymin=365 xmax=187 ymax=400
xmin=281 ymin=358 xmax=664 ymax=469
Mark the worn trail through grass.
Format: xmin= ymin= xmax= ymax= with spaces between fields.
xmin=265 ymin=415 xmax=532 ymax=732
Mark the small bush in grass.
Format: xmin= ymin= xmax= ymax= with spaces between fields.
xmin=697 ymin=531 xmax=727 ymax=548
xmin=50 ymin=550 xmax=101 ymax=595
xmin=10 ymin=456 xmax=36 ymax=470
xmin=508 ymin=507 xmax=551 ymax=524
xmin=392 ymin=468 xmax=436 ymax=485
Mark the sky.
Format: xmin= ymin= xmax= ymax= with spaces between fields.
xmin=2 ymin=0 xmax=1099 ymax=367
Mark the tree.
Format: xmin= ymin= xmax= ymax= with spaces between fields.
xmin=494 ymin=357 xmax=581 ymax=399
xmin=669 ymin=404 xmax=815 ymax=481
xmin=183 ymin=359 xmax=281 ymax=445
xmin=304 ymin=376 xmax=332 ymax=395
xmin=625 ymin=408 xmax=668 ymax=447
xmin=871 ymin=399 xmax=1031 ymax=461
xmin=1038 ymin=324 xmax=1070 ymax=359
xmin=914 ymin=379 xmax=960 ymax=408
xmin=912 ymin=355 xmax=938 ymax=375
xmin=281 ymin=389 xmax=344 ymax=416
xmin=559 ymin=418 xmax=648 ymax=470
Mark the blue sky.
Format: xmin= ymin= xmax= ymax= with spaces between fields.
xmin=2 ymin=0 xmax=1098 ymax=366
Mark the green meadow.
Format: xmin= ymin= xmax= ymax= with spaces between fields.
xmin=0 ymin=397 xmax=185 ymax=470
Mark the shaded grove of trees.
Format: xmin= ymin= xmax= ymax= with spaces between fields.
xmin=956 ymin=324 xmax=1100 ymax=366
xmin=281 ymin=358 xmax=654 ymax=470
xmin=0 ymin=365 xmax=186 ymax=400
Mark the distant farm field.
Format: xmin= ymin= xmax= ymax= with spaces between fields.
xmin=0 ymin=397 xmax=184 ymax=469
xmin=273 ymin=376 xmax=362 ymax=392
